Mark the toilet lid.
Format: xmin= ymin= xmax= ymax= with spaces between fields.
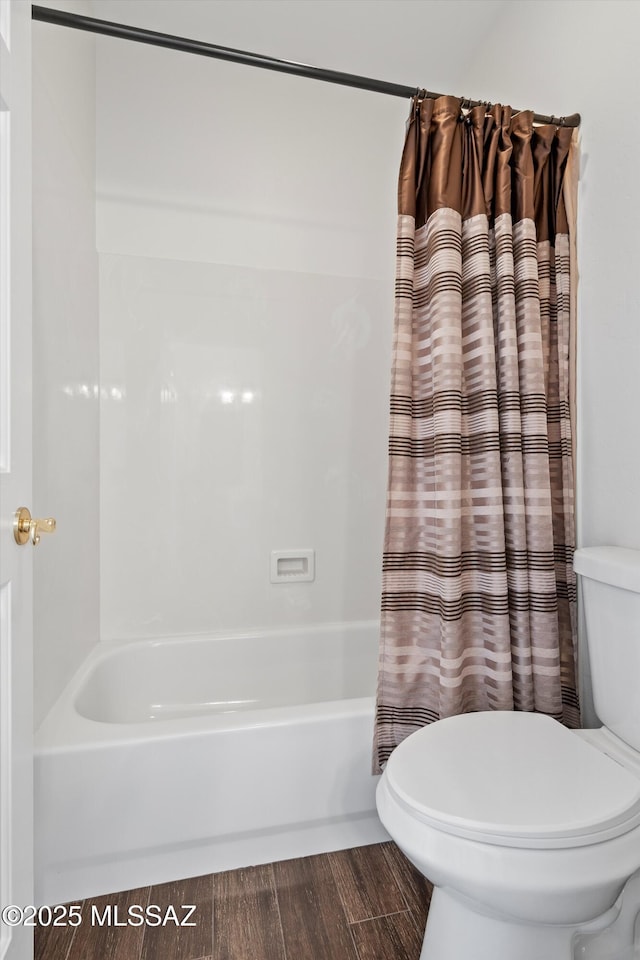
xmin=385 ymin=711 xmax=640 ymax=848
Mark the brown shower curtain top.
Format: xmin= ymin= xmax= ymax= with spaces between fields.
xmin=400 ymin=96 xmax=573 ymax=231
xmin=374 ymin=96 xmax=579 ymax=772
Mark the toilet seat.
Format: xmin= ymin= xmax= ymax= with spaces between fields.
xmin=384 ymin=711 xmax=640 ymax=849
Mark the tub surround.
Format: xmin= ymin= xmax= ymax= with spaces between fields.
xmin=98 ymin=254 xmax=391 ymax=643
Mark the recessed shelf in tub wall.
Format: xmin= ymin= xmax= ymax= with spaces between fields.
xmin=270 ymin=549 xmax=315 ymax=583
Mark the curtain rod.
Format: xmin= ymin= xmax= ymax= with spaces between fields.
xmin=31 ymin=5 xmax=581 ymax=128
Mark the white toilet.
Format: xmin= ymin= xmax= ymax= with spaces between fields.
xmin=376 ymin=546 xmax=640 ymax=960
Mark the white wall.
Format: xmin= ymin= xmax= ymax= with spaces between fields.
xmin=32 ymin=0 xmax=100 ymax=725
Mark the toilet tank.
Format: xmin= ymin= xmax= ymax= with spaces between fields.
xmin=574 ymin=546 xmax=640 ymax=751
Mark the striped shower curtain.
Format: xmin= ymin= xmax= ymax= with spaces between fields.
xmin=374 ymin=96 xmax=579 ymax=772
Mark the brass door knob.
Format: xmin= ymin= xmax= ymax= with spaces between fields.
xmin=13 ymin=507 xmax=57 ymax=546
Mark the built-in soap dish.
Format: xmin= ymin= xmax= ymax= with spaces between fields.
xmin=270 ymin=549 xmax=315 ymax=583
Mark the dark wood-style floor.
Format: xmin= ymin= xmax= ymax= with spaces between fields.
xmin=35 ymin=841 xmax=432 ymax=960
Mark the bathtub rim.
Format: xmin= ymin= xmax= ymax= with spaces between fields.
xmin=35 ymin=619 xmax=380 ymax=752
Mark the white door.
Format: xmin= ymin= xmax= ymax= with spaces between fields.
xmin=0 ymin=2 xmax=33 ymax=958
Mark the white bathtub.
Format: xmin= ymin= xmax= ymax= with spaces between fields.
xmin=34 ymin=621 xmax=387 ymax=905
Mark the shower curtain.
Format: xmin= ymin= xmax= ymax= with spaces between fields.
xmin=374 ymin=95 xmax=579 ymax=772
